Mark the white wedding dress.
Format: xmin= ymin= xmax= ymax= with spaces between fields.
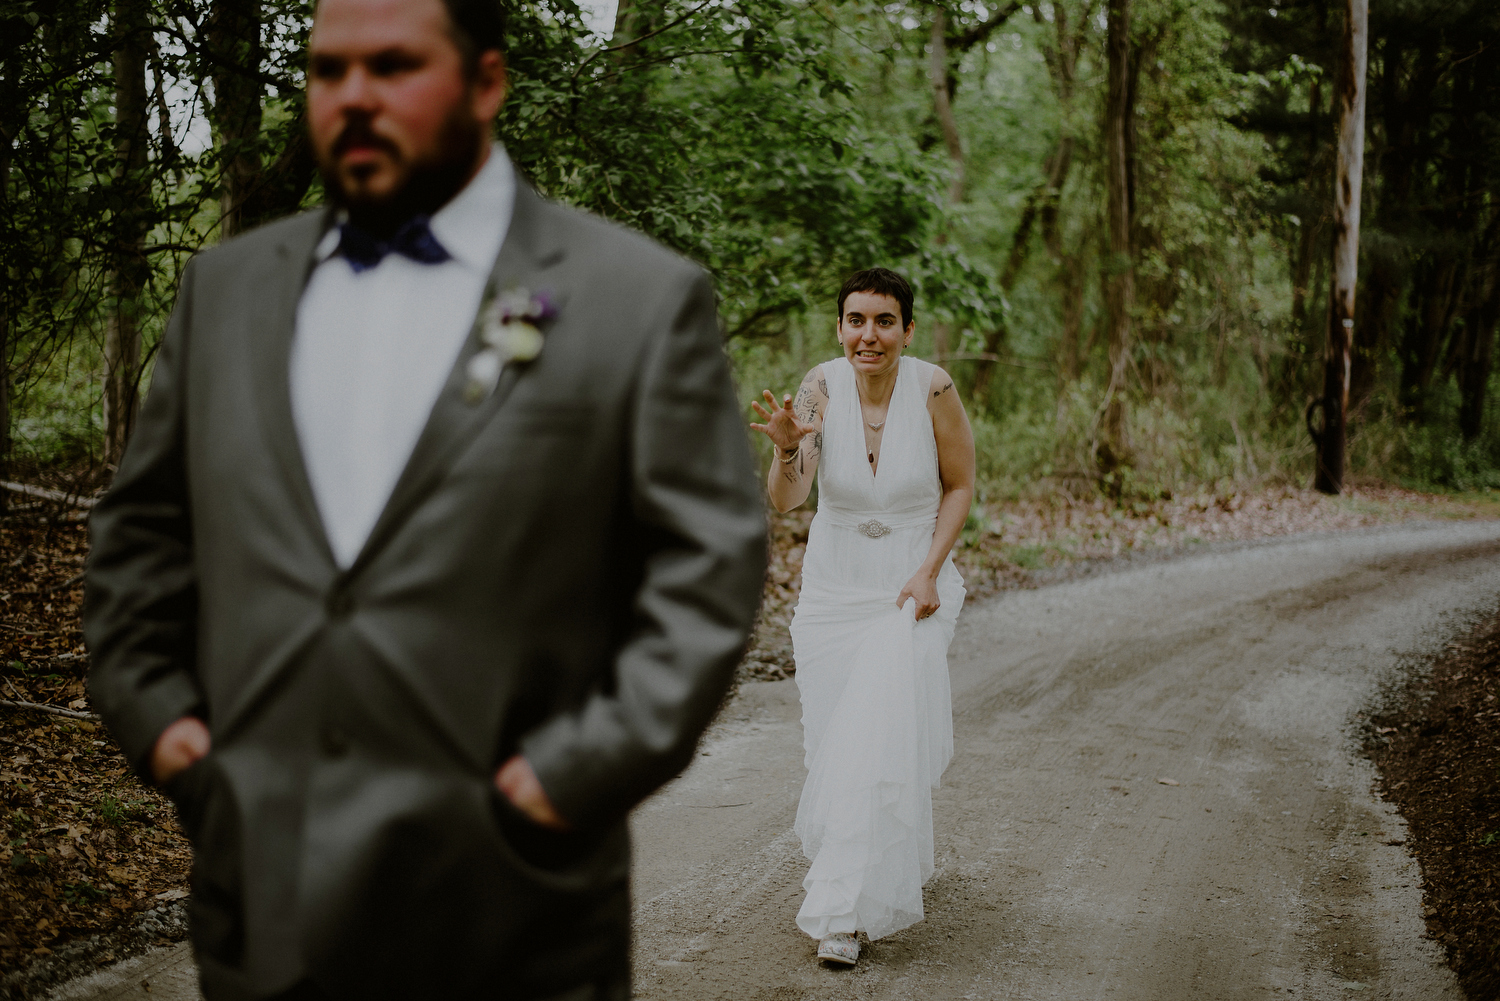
xmin=790 ymin=354 xmax=964 ymax=941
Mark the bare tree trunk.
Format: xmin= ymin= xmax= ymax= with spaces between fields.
xmin=1000 ymin=140 xmax=1073 ymax=292
xmin=929 ymin=9 xmax=965 ymax=204
xmin=209 ymin=0 xmax=262 ymax=239
xmin=1458 ymin=220 xmax=1500 ymax=441
xmin=612 ymin=0 xmax=647 ymax=61
xmin=1314 ymin=0 xmax=1367 ymax=495
xmin=969 ymin=136 xmax=1074 ymax=398
xmin=1290 ymin=79 xmax=1322 ymax=338
xmin=973 ymin=1 xmax=1079 ymax=401
xmin=1057 ymin=250 xmax=1088 ymax=383
xmin=1459 ymin=303 xmax=1497 ymax=442
xmin=1099 ymin=0 xmax=1134 ymax=476
xmin=0 ymin=131 xmax=9 ymax=509
xmin=103 ymin=0 xmax=151 ymax=469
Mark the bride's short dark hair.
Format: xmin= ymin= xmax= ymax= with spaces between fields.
xmin=837 ymin=268 xmax=914 ymax=329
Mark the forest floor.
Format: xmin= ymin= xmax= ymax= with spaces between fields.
xmin=1 ymin=478 xmax=1498 ymax=997
xmin=0 ymin=489 xmax=191 ymax=998
xmin=1366 ymin=606 xmax=1500 ymax=1001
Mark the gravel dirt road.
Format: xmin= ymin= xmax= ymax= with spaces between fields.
xmin=628 ymin=520 xmax=1500 ymax=1001
xmin=48 ymin=520 xmax=1500 ymax=1001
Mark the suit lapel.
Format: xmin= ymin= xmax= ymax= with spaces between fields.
xmin=256 ymin=209 xmax=340 ymax=568
xmin=346 ymin=181 xmax=566 ymax=577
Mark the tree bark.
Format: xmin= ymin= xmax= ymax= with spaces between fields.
xmin=611 ymin=0 xmax=648 ymax=62
xmin=208 ymin=0 xmax=263 ymax=239
xmin=104 ymin=0 xmax=151 ymax=469
xmin=1459 ymin=301 xmax=1497 ymax=442
xmin=1363 ymin=35 xmax=1439 ymax=414
xmin=929 ymin=9 xmax=965 ymax=204
xmin=973 ymin=1 xmax=1079 ymax=400
xmin=0 ymin=129 xmax=10 ymax=508
xmin=1099 ymin=0 xmax=1134 ymax=476
xmin=1314 ymin=0 xmax=1367 ymax=495
xmin=1289 ymin=77 xmax=1322 ymax=340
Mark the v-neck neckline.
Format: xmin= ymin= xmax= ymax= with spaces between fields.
xmin=859 ymin=357 xmax=902 ymax=482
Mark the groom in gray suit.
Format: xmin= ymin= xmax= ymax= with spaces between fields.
xmin=82 ymin=0 xmax=766 ymax=997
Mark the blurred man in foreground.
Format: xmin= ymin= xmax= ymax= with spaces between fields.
xmin=83 ymin=0 xmax=766 ymax=997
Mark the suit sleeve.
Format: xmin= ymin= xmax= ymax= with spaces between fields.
xmin=519 ymin=267 xmax=768 ymax=826
xmin=83 ymin=259 xmax=204 ymax=781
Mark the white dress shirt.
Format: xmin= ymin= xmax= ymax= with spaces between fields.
xmin=291 ymin=144 xmax=515 ymax=567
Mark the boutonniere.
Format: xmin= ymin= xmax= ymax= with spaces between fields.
xmin=464 ymin=286 xmax=559 ymax=403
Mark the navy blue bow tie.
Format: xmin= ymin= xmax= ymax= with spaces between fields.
xmin=337 ymin=215 xmax=452 ymax=273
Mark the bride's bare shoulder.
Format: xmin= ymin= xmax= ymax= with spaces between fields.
xmin=793 ymin=363 xmax=832 ymax=423
xmin=925 ymin=362 xmax=956 ymax=403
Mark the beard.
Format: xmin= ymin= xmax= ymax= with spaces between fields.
xmin=317 ymin=100 xmax=485 ymax=238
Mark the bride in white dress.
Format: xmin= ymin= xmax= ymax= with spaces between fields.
xmin=749 ymin=268 xmax=975 ymax=966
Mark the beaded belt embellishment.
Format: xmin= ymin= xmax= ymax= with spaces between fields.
xmin=856 ymin=520 xmax=892 ymax=538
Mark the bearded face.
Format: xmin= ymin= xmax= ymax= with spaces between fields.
xmin=306 ymin=0 xmax=505 ymax=236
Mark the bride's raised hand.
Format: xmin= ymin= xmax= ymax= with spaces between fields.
xmin=749 ymin=389 xmax=815 ymax=450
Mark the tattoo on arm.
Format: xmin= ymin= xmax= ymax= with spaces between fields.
xmin=793 ymin=385 xmax=816 ymax=422
xmin=933 ymin=381 xmax=954 ymax=398
xmin=818 ymin=377 xmax=828 ymax=398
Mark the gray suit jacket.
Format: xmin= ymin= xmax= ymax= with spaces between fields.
xmin=83 ymin=181 xmax=767 ymax=999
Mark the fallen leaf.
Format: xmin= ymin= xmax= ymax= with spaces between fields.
xmin=1376 ymin=726 xmax=1397 ymax=734
xmin=1156 ymin=778 xmax=1180 ymax=786
xmin=153 ymin=888 xmax=188 ymax=901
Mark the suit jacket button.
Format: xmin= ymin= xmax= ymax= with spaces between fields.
xmin=321 ymin=727 xmax=350 ymax=758
xmin=325 ymin=589 xmax=354 ymax=619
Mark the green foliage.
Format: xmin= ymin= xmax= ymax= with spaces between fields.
xmin=96 ymin=793 xmax=153 ymax=827
xmin=3 ymin=0 xmax=1498 ymax=501
xmin=500 ymin=0 xmax=993 ymax=340
xmin=62 ymin=880 xmax=107 ymax=905
xmin=1365 ymin=375 xmax=1500 ymax=491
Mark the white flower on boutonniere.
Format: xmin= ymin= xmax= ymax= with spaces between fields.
xmin=464 ymin=286 xmax=558 ymax=403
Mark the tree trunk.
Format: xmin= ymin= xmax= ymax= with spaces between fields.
xmin=103 ymin=0 xmax=151 ymax=469
xmin=1456 ymin=212 xmax=1500 ymax=441
xmin=0 ymin=129 xmax=9 ymax=508
xmin=1290 ymin=76 xmax=1322 ymax=339
xmin=209 ymin=0 xmax=263 ymax=239
xmin=929 ymin=9 xmax=965 ymax=204
xmin=1099 ymin=0 xmax=1134 ymax=476
xmin=1459 ymin=301 xmax=1496 ymax=442
xmin=612 ymin=0 xmax=648 ymax=61
xmin=972 ymin=3 xmax=1080 ymax=401
xmin=1314 ymin=0 xmax=1367 ymax=495
xmin=1397 ymin=257 xmax=1462 ymax=420
xmin=1360 ymin=35 xmax=1439 ymax=414
xmin=970 ymin=136 xmax=1072 ymax=399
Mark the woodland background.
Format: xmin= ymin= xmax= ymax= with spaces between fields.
xmin=1 ymin=0 xmax=1499 ymax=502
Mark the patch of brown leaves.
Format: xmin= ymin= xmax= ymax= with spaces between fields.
xmin=0 ymin=498 xmax=190 ymax=975
xmin=1367 ymin=609 xmax=1500 ymax=1001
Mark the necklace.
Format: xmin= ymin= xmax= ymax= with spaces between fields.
xmin=866 ymin=420 xmax=885 ymax=431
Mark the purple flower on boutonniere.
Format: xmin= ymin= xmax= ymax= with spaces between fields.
xmin=465 ymin=287 xmax=559 ymax=403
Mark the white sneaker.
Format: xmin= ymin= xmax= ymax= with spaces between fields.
xmin=817 ymin=931 xmax=859 ymax=965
